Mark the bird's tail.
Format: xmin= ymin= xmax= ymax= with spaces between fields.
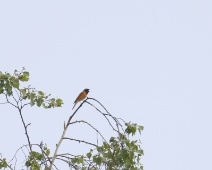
xmin=72 ymin=103 xmax=77 ymax=110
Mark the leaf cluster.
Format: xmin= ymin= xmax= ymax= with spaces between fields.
xmin=0 ymin=68 xmax=63 ymax=108
xmin=0 ymin=159 xmax=8 ymax=169
xmin=67 ymin=123 xmax=144 ymax=170
xmin=25 ymin=148 xmax=50 ymax=170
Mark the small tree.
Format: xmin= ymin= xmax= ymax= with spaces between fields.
xmin=0 ymin=68 xmax=144 ymax=170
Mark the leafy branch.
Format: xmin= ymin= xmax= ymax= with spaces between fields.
xmin=0 ymin=68 xmax=143 ymax=170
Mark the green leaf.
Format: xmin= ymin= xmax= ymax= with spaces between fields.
xmin=19 ymin=75 xmax=29 ymax=82
xmin=30 ymin=93 xmax=36 ymax=106
xmin=10 ymin=77 xmax=20 ymax=89
xmin=138 ymin=126 xmax=144 ymax=134
xmin=50 ymin=98 xmax=55 ymax=104
xmin=95 ymin=157 xmax=102 ymax=165
xmin=5 ymin=81 xmax=12 ymax=96
xmin=36 ymin=97 xmax=43 ymax=107
xmin=0 ymin=88 xmax=4 ymax=94
xmin=30 ymin=93 xmax=36 ymax=100
xmin=46 ymin=149 xmax=50 ymax=156
xmin=23 ymin=71 xmax=29 ymax=76
xmin=5 ymin=73 xmax=11 ymax=78
xmin=0 ymin=80 xmax=4 ymax=88
xmin=97 ymin=146 xmax=103 ymax=152
xmin=71 ymin=158 xmax=77 ymax=164
xmin=31 ymin=151 xmax=42 ymax=161
xmin=0 ymin=159 xmax=7 ymax=168
xmin=56 ymin=98 xmax=63 ymax=107
xmin=103 ymin=142 xmax=109 ymax=149
xmin=136 ymin=149 xmax=144 ymax=155
xmin=38 ymin=91 xmax=44 ymax=96
xmin=110 ymin=137 xmax=115 ymax=142
xmin=93 ymin=156 xmax=103 ymax=165
xmin=86 ymin=152 xmax=92 ymax=159
xmin=21 ymin=88 xmax=27 ymax=98
xmin=25 ymin=160 xmax=31 ymax=167
xmin=42 ymin=103 xmax=48 ymax=109
xmin=77 ymin=156 xmax=84 ymax=164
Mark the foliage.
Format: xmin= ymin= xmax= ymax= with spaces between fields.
xmin=0 ymin=159 xmax=8 ymax=169
xmin=0 ymin=67 xmax=63 ymax=108
xmin=0 ymin=69 xmax=143 ymax=170
xmin=84 ymin=124 xmax=143 ymax=170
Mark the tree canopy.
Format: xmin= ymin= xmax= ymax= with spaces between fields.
xmin=0 ymin=68 xmax=144 ymax=170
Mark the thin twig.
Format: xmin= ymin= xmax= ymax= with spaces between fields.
xmin=0 ymin=101 xmax=8 ymax=104
xmin=9 ymin=145 xmax=29 ymax=164
xmin=3 ymin=93 xmax=32 ymax=150
xmin=68 ymin=120 xmax=108 ymax=144
xmin=11 ymin=93 xmax=18 ymax=106
xmin=85 ymin=101 xmax=119 ymax=133
xmin=88 ymin=98 xmax=122 ymax=125
xmin=14 ymin=88 xmax=21 ymax=102
xmin=55 ymin=157 xmax=78 ymax=170
xmin=63 ymin=137 xmax=98 ymax=147
xmin=21 ymin=102 xmax=31 ymax=108
xmin=87 ymin=98 xmax=125 ymax=133
xmin=4 ymin=93 xmax=18 ymax=108
xmin=18 ymin=108 xmax=32 ymax=151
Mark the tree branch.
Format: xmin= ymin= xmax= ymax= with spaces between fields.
xmin=63 ymin=137 xmax=98 ymax=147
xmin=0 ymin=101 xmax=8 ymax=104
xmin=21 ymin=102 xmax=31 ymax=109
xmin=18 ymin=108 xmax=32 ymax=152
xmin=85 ymin=100 xmax=119 ymax=133
xmin=68 ymin=120 xmax=108 ymax=144
xmin=11 ymin=93 xmax=18 ymax=106
xmin=55 ymin=157 xmax=78 ymax=170
xmin=4 ymin=93 xmax=18 ymax=108
xmin=49 ymin=99 xmax=87 ymax=169
xmin=87 ymin=98 xmax=125 ymax=133
xmin=2 ymin=93 xmax=32 ymax=151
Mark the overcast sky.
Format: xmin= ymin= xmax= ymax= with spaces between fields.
xmin=0 ymin=0 xmax=212 ymax=170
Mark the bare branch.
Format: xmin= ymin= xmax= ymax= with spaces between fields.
xmin=14 ymin=88 xmax=21 ymax=101
xmin=2 ymin=93 xmax=33 ymax=153
xmin=87 ymin=98 xmax=110 ymax=114
xmin=0 ymin=101 xmax=8 ymax=104
xmin=9 ymin=144 xmax=29 ymax=164
xmin=63 ymin=137 xmax=98 ymax=147
xmin=56 ymin=153 xmax=79 ymax=157
xmin=21 ymin=102 xmax=31 ymax=109
xmin=68 ymin=120 xmax=108 ymax=144
xmin=4 ymin=93 xmax=18 ymax=108
xmin=49 ymin=99 xmax=87 ymax=169
xmin=50 ymin=98 xmax=127 ymax=169
xmin=18 ymin=108 xmax=32 ymax=151
xmin=26 ymin=123 xmax=31 ymax=129
xmin=55 ymin=157 xmax=78 ymax=170
xmin=85 ymin=101 xmax=119 ymax=133
xmin=87 ymin=98 xmax=125 ymax=133
xmin=11 ymin=93 xmax=18 ymax=106
xmin=21 ymin=147 xmax=27 ymax=161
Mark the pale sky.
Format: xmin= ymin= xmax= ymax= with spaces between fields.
xmin=0 ymin=0 xmax=212 ymax=170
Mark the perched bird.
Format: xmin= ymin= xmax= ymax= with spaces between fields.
xmin=72 ymin=88 xmax=90 ymax=110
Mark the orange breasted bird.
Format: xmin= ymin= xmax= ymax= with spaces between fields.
xmin=72 ymin=88 xmax=90 ymax=110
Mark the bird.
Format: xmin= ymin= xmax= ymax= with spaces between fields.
xmin=72 ymin=88 xmax=90 ymax=110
